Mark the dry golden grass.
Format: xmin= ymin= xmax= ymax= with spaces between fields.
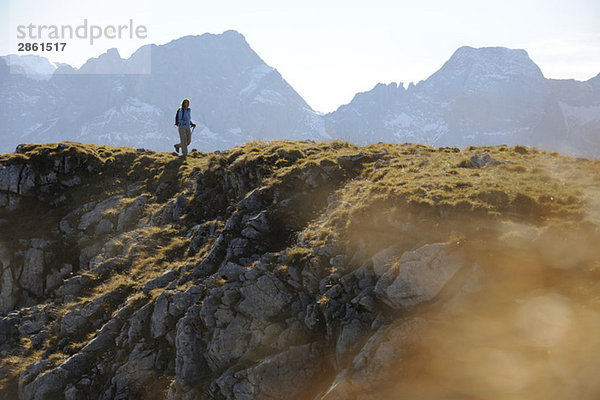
xmin=1 ymin=140 xmax=599 ymax=396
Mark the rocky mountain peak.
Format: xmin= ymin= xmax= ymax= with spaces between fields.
xmin=0 ymin=30 xmax=328 ymax=154
xmin=445 ymin=45 xmax=542 ymax=78
xmin=0 ymin=54 xmax=58 ymax=80
xmin=1 ymin=37 xmax=599 ymax=157
xmin=422 ymin=45 xmax=545 ymax=94
xmin=78 ymin=48 xmax=124 ymax=74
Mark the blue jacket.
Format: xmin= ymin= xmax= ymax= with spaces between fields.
xmin=177 ymin=107 xmax=194 ymax=129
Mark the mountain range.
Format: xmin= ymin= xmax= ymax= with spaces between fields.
xmin=1 ymin=30 xmax=599 ymax=157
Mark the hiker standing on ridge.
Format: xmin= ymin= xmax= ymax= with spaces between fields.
xmin=174 ymin=98 xmax=196 ymax=158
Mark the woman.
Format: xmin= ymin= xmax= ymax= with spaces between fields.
xmin=174 ymin=98 xmax=196 ymax=158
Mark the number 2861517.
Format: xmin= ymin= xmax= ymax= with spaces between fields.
xmin=17 ymin=42 xmax=67 ymax=51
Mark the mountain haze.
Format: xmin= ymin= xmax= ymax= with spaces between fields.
xmin=1 ymin=32 xmax=599 ymax=156
xmin=0 ymin=31 xmax=329 ymax=154
xmin=326 ymin=46 xmax=599 ymax=156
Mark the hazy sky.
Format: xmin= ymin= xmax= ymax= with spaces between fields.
xmin=2 ymin=0 xmax=599 ymax=112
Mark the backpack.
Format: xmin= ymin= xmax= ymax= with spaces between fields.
xmin=175 ymin=108 xmax=183 ymax=126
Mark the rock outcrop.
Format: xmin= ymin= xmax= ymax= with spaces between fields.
xmin=1 ymin=141 xmax=599 ymax=400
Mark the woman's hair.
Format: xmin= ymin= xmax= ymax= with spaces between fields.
xmin=181 ymin=98 xmax=190 ymax=108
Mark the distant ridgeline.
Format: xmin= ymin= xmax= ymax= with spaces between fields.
xmin=1 ymin=31 xmax=599 ymax=157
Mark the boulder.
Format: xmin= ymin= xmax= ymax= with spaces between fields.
xmin=237 ymin=274 xmax=291 ymax=319
xmin=0 ymin=164 xmax=28 ymax=208
xmin=0 ymin=268 xmax=16 ymax=314
xmin=371 ymin=244 xmax=401 ymax=276
xmin=20 ymin=248 xmax=46 ymax=297
xmin=117 ymin=195 xmax=149 ymax=231
xmin=470 ymin=153 xmax=497 ymax=168
xmin=0 ymin=164 xmax=32 ymax=194
xmin=206 ymin=314 xmax=250 ymax=371
xmin=45 ymin=264 xmax=73 ymax=295
xmin=143 ymin=270 xmax=177 ymax=294
xmin=244 ymin=343 xmax=326 ymax=400
xmin=60 ymin=309 xmax=88 ymax=336
xmin=150 ymin=292 xmax=171 ymax=339
xmin=374 ymin=243 xmax=463 ymax=309
xmin=77 ymin=195 xmax=122 ymax=231
xmin=54 ymin=274 xmax=92 ymax=298
xmin=0 ymin=316 xmax=19 ymax=343
xmin=320 ymin=318 xmax=426 ymax=399
xmin=172 ymin=305 xmax=208 ymax=388
xmin=111 ymin=343 xmax=158 ymax=393
xmin=336 ymin=319 xmax=369 ymax=364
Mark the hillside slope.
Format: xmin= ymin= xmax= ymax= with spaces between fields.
xmin=1 ymin=141 xmax=600 ymax=400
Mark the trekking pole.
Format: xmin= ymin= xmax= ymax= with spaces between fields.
xmin=190 ymin=125 xmax=195 ymax=150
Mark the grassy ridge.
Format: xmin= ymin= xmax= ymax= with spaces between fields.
xmin=0 ymin=140 xmax=599 ymax=398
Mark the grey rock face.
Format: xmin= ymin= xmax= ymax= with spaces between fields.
xmin=0 ymin=267 xmax=16 ymax=313
xmin=0 ymin=164 xmax=35 ymax=213
xmin=77 ymin=195 xmax=123 ymax=231
xmin=45 ymin=264 xmax=73 ymax=295
xmin=320 ymin=318 xmax=427 ymax=400
xmin=151 ymin=286 xmax=203 ymax=342
xmin=150 ymin=292 xmax=171 ymax=339
xmin=111 ymin=343 xmax=159 ymax=394
xmin=0 ymin=315 xmax=19 ymax=343
xmin=371 ymin=244 xmax=402 ymax=276
xmin=60 ymin=309 xmax=88 ymax=336
xmin=21 ymin=304 xmax=135 ymax=400
xmin=7 ymin=142 xmax=586 ymax=400
xmin=336 ymin=319 xmax=369 ymax=364
xmin=95 ymin=219 xmax=115 ymax=235
xmin=117 ymin=195 xmax=149 ymax=231
xmin=126 ymin=302 xmax=153 ymax=346
xmin=243 ymin=343 xmax=325 ymax=399
xmin=237 ymin=274 xmax=292 ymax=319
xmin=170 ymin=304 xmax=207 ymax=396
xmin=20 ymin=248 xmax=46 ymax=297
xmin=206 ymin=314 xmax=250 ymax=371
xmin=54 ymin=274 xmax=92 ymax=298
xmin=374 ymin=243 xmax=464 ymax=309
xmin=0 ymin=149 xmax=388 ymax=400
xmin=0 ymin=242 xmax=17 ymax=313
xmin=0 ymin=165 xmax=24 ymax=194
xmin=470 ymin=153 xmax=497 ymax=168
xmin=143 ymin=270 xmax=177 ymax=294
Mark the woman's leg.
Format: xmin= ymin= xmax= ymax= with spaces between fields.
xmin=180 ymin=128 xmax=191 ymax=157
xmin=178 ymin=128 xmax=187 ymax=156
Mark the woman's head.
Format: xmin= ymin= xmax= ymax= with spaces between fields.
xmin=181 ymin=98 xmax=190 ymax=109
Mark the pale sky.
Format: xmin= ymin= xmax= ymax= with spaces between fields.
xmin=1 ymin=0 xmax=599 ymax=112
